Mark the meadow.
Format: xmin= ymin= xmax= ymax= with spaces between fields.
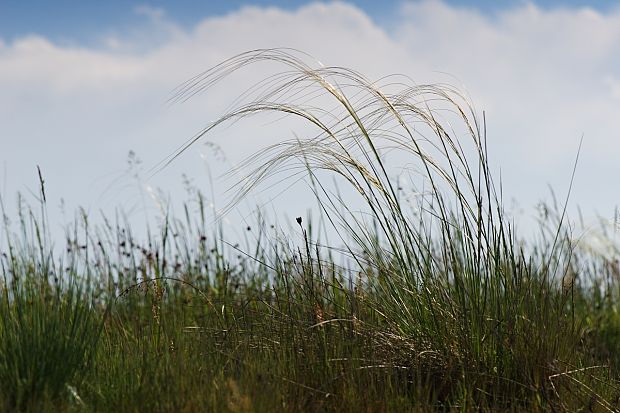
xmin=2 ymin=49 xmax=620 ymax=412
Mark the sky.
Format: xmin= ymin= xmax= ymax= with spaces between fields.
xmin=1 ymin=1 xmax=619 ymax=45
xmin=2 ymin=0 xmax=620 ymax=249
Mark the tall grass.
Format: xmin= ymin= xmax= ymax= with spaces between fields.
xmin=162 ymin=48 xmax=620 ymax=409
xmin=0 ymin=49 xmax=619 ymax=411
xmin=0 ymin=193 xmax=104 ymax=412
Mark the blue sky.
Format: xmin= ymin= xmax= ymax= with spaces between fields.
xmin=1 ymin=0 xmax=618 ymax=44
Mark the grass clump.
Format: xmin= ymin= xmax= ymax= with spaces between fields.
xmin=165 ymin=49 xmax=613 ymax=408
xmin=0 ymin=197 xmax=104 ymax=412
xmin=1 ymin=49 xmax=620 ymax=411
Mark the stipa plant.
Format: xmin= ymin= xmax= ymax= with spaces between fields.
xmin=163 ymin=48 xmax=614 ymax=409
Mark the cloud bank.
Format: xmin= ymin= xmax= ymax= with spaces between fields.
xmin=1 ymin=0 xmax=619 ymax=236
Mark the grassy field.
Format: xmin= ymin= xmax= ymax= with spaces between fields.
xmin=2 ymin=49 xmax=620 ymax=412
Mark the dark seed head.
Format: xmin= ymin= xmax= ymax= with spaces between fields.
xmin=296 ymin=217 xmax=302 ymax=226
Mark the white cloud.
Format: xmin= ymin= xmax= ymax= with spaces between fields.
xmin=605 ymin=75 xmax=620 ymax=99
xmin=1 ymin=0 xmax=620 ymax=238
xmin=395 ymin=1 xmax=620 ymax=212
xmin=134 ymin=4 xmax=167 ymax=21
xmin=98 ymin=4 xmax=185 ymax=53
